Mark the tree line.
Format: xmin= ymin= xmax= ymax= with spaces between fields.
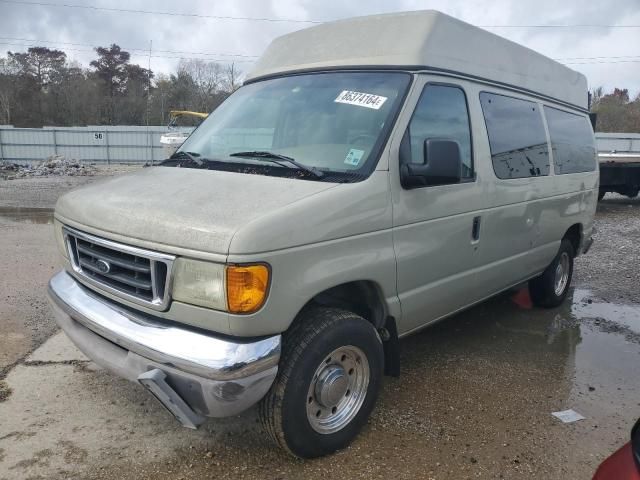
xmin=591 ymin=88 xmax=640 ymax=133
xmin=0 ymin=44 xmax=240 ymax=127
xmin=0 ymin=44 xmax=638 ymax=133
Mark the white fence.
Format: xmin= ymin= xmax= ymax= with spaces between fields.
xmin=595 ymin=133 xmax=640 ymax=153
xmin=0 ymin=125 xmax=194 ymax=165
xmin=0 ymin=125 xmax=638 ymax=165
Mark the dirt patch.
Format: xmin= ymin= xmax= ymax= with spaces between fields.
xmin=8 ymin=448 xmax=53 ymax=470
xmin=0 ymin=431 xmax=36 ymax=442
xmin=0 ymin=155 xmax=97 ymax=180
xmin=0 ymin=381 xmax=11 ymax=402
xmin=58 ymin=440 xmax=89 ymax=464
xmin=0 ymin=165 xmax=139 ymax=209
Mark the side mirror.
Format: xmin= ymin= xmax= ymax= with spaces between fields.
xmin=400 ymin=138 xmax=462 ymax=189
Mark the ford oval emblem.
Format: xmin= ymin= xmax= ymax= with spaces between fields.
xmin=96 ymin=259 xmax=111 ymax=274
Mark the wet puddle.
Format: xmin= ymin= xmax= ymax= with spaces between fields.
xmin=0 ymin=207 xmax=54 ymax=225
xmin=572 ymin=289 xmax=640 ymax=334
xmin=393 ymin=286 xmax=640 ymax=444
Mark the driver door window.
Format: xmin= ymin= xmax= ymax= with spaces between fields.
xmin=404 ymin=84 xmax=473 ymax=180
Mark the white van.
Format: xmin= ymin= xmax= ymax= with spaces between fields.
xmin=48 ymin=10 xmax=598 ymax=458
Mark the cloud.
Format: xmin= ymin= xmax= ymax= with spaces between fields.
xmin=0 ymin=0 xmax=638 ymax=95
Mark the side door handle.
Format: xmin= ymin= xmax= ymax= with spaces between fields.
xmin=471 ymin=216 xmax=481 ymax=242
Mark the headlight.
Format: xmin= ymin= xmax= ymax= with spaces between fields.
xmin=172 ymin=259 xmax=270 ymax=314
xmin=172 ymin=258 xmax=226 ymax=310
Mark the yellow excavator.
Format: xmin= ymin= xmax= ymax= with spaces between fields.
xmin=167 ymin=110 xmax=208 ymax=127
xmin=160 ymin=110 xmax=209 ymax=157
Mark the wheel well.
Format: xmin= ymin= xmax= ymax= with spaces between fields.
xmin=289 ymin=281 xmax=400 ymax=377
xmin=563 ymin=224 xmax=582 ymax=257
xmin=306 ymin=281 xmax=388 ymax=329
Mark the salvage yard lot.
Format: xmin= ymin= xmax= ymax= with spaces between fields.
xmin=1 ymin=171 xmax=639 ymax=479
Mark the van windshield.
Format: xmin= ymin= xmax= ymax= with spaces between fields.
xmin=171 ymin=71 xmax=411 ymax=181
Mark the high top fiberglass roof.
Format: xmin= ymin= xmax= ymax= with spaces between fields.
xmin=246 ymin=10 xmax=588 ymax=110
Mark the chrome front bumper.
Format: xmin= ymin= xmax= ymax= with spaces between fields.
xmin=48 ymin=270 xmax=281 ymax=421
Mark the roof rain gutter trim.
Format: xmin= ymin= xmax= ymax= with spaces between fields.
xmin=243 ymin=65 xmax=589 ymax=114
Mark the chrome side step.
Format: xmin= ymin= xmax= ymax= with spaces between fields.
xmin=138 ymin=369 xmax=205 ymax=429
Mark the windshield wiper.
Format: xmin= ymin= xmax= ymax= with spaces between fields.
xmin=229 ymin=151 xmax=324 ymax=178
xmin=168 ymin=150 xmax=204 ymax=166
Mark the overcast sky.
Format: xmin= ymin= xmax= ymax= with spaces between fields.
xmin=0 ymin=0 xmax=638 ymax=96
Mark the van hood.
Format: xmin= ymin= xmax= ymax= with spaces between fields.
xmin=55 ymin=167 xmax=338 ymax=255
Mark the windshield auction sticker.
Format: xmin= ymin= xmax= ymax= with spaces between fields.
xmin=334 ymin=90 xmax=388 ymax=110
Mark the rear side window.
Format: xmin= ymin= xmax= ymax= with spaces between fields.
xmin=544 ymin=106 xmax=596 ymax=174
xmin=479 ymin=92 xmax=550 ymax=179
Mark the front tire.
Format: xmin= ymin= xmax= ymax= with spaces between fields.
xmin=529 ymin=239 xmax=574 ymax=308
xmin=259 ymin=307 xmax=383 ymax=458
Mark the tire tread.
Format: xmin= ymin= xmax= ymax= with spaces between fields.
xmin=529 ymin=238 xmax=574 ymax=308
xmin=259 ymin=306 xmax=372 ymax=456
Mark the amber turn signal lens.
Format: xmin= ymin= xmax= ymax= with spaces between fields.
xmin=226 ymin=264 xmax=269 ymax=314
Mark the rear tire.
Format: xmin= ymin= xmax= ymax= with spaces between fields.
xmin=259 ymin=307 xmax=383 ymax=458
xmin=529 ymin=239 xmax=574 ymax=308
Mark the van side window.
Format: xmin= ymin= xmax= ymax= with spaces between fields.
xmin=479 ymin=92 xmax=550 ymax=179
xmin=544 ymin=106 xmax=596 ymax=174
xmin=405 ymin=84 xmax=473 ymax=179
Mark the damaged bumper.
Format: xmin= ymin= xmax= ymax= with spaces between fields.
xmin=47 ymin=270 xmax=280 ymax=424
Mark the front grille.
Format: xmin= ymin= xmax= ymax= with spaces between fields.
xmin=63 ymin=227 xmax=174 ymax=310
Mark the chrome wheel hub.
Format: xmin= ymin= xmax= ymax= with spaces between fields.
xmin=315 ymin=365 xmax=349 ymax=407
xmin=306 ymin=345 xmax=369 ymax=434
xmin=554 ymin=252 xmax=570 ymax=296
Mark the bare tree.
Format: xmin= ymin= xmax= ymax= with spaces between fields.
xmin=223 ymin=63 xmax=242 ymax=92
xmin=0 ymin=57 xmax=19 ymax=124
xmin=178 ymin=59 xmax=224 ymax=111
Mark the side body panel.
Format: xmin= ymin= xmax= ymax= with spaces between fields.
xmin=389 ymin=73 xmax=598 ymax=337
xmin=388 ymin=75 xmax=491 ymax=335
xmin=474 ymin=86 xmax=598 ymax=298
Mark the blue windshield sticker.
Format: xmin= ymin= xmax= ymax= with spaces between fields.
xmin=344 ymin=148 xmax=365 ymax=166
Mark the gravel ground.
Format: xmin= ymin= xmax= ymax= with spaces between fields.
xmin=0 ymin=176 xmax=639 ymax=480
xmin=0 ymin=166 xmax=139 ymax=208
xmin=0 ymin=169 xmax=139 ymax=379
xmin=573 ymin=193 xmax=640 ymax=303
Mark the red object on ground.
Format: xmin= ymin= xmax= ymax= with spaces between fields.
xmin=593 ymin=444 xmax=640 ymax=479
xmin=510 ymin=288 xmax=533 ymax=310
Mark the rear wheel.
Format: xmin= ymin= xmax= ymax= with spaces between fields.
xmin=529 ymin=239 xmax=574 ymax=308
xmin=259 ymin=307 xmax=383 ymax=458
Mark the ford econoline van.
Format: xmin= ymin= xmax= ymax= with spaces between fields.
xmin=48 ymin=10 xmax=598 ymax=458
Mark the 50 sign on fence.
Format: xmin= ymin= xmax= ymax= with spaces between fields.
xmin=93 ymin=132 xmax=104 ymax=141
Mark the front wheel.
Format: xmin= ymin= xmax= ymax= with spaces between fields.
xmin=259 ymin=307 xmax=383 ymax=458
xmin=529 ymin=239 xmax=574 ymax=308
